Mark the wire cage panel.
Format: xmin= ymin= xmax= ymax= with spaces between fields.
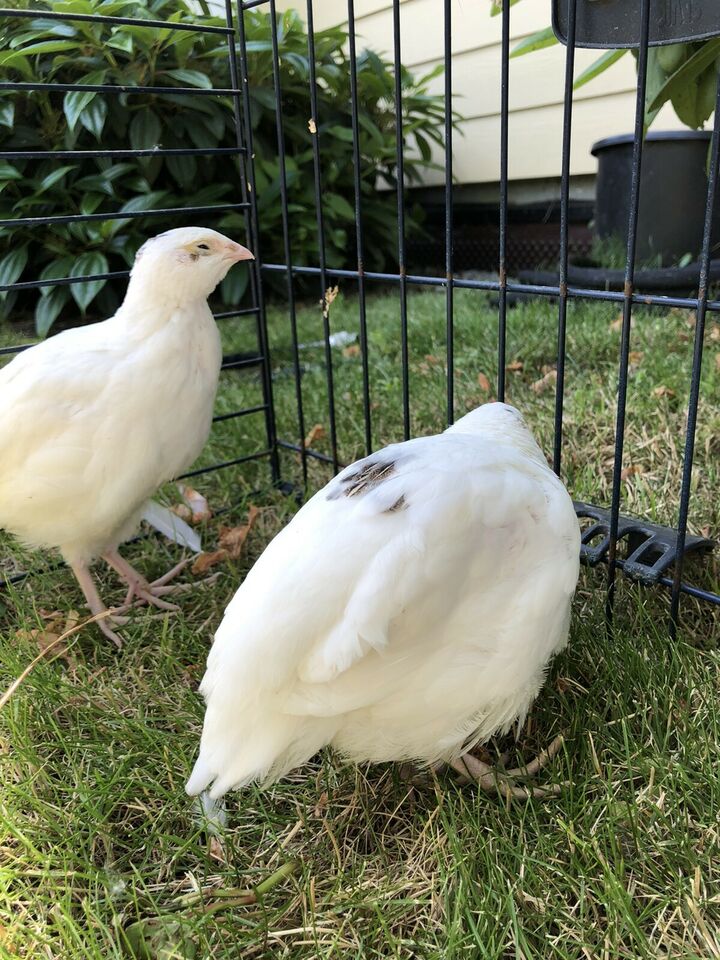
xmin=0 ymin=0 xmax=719 ymax=637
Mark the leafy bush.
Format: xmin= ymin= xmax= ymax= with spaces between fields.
xmin=502 ymin=1 xmax=720 ymax=133
xmin=0 ymin=0 xmax=451 ymax=334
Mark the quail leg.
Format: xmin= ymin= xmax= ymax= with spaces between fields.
xmin=102 ymin=549 xmax=180 ymax=612
xmin=70 ymin=560 xmax=128 ymax=648
xmin=449 ymin=734 xmax=566 ymax=800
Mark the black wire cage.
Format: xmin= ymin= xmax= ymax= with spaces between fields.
xmin=1 ymin=0 xmax=719 ymax=637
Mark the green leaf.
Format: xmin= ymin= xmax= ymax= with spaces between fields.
xmin=129 ymin=111 xmax=162 ymax=150
xmin=166 ymin=154 xmax=197 ymax=188
xmin=70 ymin=251 xmax=109 ymax=313
xmin=325 ymin=193 xmax=355 ymax=220
xmin=28 ymin=18 xmax=77 ymax=38
xmin=119 ymin=191 xmax=169 ymax=214
xmin=648 ymin=38 xmax=720 ymax=113
xmin=79 ymin=97 xmax=108 ymax=140
xmin=0 ymin=162 xmax=22 ymax=182
xmin=573 ymin=49 xmax=627 ymax=90
xmin=0 ymin=51 xmax=32 ymax=77
xmin=12 ymin=39 xmax=79 ymax=55
xmin=37 ymin=165 xmax=76 ymax=193
xmin=0 ymin=244 xmax=29 ymax=287
xmin=163 ymin=69 xmax=212 ymax=89
xmin=40 ymin=256 xmax=75 ymax=292
xmin=106 ymin=29 xmax=133 ymax=53
xmin=510 ymin=27 xmax=558 ymax=58
xmin=0 ymin=100 xmax=15 ymax=129
xmin=326 ymin=125 xmax=355 ymax=142
xmin=490 ymin=0 xmax=522 ymax=16
xmin=64 ymin=90 xmax=96 ymax=132
xmin=35 ymin=286 xmax=69 ymax=337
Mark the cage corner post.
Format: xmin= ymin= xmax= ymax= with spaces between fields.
xmin=232 ymin=0 xmax=282 ymax=489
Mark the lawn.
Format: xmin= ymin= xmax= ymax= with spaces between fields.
xmin=1 ymin=286 xmax=719 ymax=958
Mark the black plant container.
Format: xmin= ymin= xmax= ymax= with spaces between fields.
xmin=591 ymin=130 xmax=720 ymax=266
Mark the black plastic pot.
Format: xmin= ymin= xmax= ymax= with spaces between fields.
xmin=592 ymin=131 xmax=720 ymax=266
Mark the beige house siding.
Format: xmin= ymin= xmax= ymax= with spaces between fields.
xmin=276 ymin=0 xmax=686 ymax=185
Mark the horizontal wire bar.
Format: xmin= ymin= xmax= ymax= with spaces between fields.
xmin=178 ymin=448 xmax=272 ymax=479
xmin=221 ymin=355 xmax=263 ymax=371
xmin=0 ymin=7 xmax=232 ymax=34
xmin=212 ymin=404 xmax=268 ymax=424
xmin=214 ymin=306 xmax=260 ymax=319
xmin=0 ymin=147 xmax=244 ymax=160
xmin=242 ymin=0 xmax=271 ymax=7
xmin=595 ymin=555 xmax=720 ymax=607
xmin=277 ymin=439 xmax=336 ymax=465
xmin=0 ymin=270 xmax=128 ymax=294
xmin=0 ymin=82 xmax=239 ymax=96
xmin=260 ymin=263 xmax=720 ymax=312
xmin=0 ymin=344 xmax=30 ymax=356
xmin=0 ymin=202 xmax=248 ymax=230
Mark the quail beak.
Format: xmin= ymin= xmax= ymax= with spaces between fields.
xmin=223 ymin=241 xmax=255 ymax=263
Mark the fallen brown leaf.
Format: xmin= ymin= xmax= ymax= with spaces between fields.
xmin=710 ymin=324 xmax=720 ymax=341
xmin=320 ymin=285 xmax=339 ymax=318
xmin=314 ymin=791 xmax=329 ymax=818
xmin=531 ymin=369 xmax=557 ymax=394
xmin=304 ymin=423 xmax=326 ymax=448
xmin=653 ymin=385 xmax=675 ymax=398
xmin=0 ymin=926 xmax=15 ymax=955
xmin=170 ymin=503 xmax=193 ymax=523
xmin=477 ymin=372 xmax=492 ymax=393
xmin=610 ymin=314 xmax=623 ymax=332
xmin=192 ymin=507 xmax=261 ymax=574
xmin=15 ymin=610 xmax=79 ymax=670
xmin=716 ymin=354 xmax=720 ymax=372
xmin=506 ymin=360 xmax=524 ymax=373
xmin=621 ymin=464 xmax=643 ymax=480
xmin=307 ymin=117 xmax=317 ymax=134
xmin=177 ymin=484 xmax=212 ymax=524
xmin=628 ymin=351 xmax=644 ymax=364
xmin=209 ymin=834 xmax=227 ymax=863
xmin=191 ymin=548 xmax=228 ymax=575
xmin=218 ymin=506 xmax=261 ymax=559
xmin=425 ymin=354 xmax=442 ymax=366
xmin=343 ymin=344 xmax=360 ymax=358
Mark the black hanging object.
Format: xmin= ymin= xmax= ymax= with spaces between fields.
xmin=553 ymin=0 xmax=720 ymax=48
xmin=574 ymin=501 xmax=715 ymax=585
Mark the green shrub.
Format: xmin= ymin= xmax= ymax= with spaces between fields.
xmin=0 ymin=0 xmax=452 ymax=334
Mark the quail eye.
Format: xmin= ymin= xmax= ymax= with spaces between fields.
xmin=197 ymin=243 xmax=210 ymax=251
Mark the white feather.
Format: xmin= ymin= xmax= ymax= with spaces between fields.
xmin=186 ymin=402 xmax=581 ymax=798
xmin=142 ymin=500 xmax=201 ymax=553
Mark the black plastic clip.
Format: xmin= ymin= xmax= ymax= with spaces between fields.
xmin=574 ymin=501 xmax=715 ymax=585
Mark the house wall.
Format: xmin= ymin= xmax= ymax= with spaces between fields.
xmin=273 ymin=0 xmax=686 ymax=187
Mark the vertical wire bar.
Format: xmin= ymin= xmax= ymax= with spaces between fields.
xmin=392 ymin=0 xmax=410 ymax=439
xmin=229 ymin=0 xmax=280 ymax=483
xmin=496 ymin=0 xmax=510 ymax=402
xmin=444 ymin=0 xmax=454 ymax=426
xmin=552 ymin=0 xmax=577 ymax=476
xmin=669 ymin=78 xmax=720 ymax=635
xmin=605 ymin=0 xmax=652 ymax=628
xmin=306 ymin=0 xmax=339 ymax=473
xmin=347 ymin=0 xmax=373 ymax=457
xmin=266 ymin=0 xmax=308 ymax=484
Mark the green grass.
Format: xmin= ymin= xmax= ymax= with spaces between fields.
xmin=1 ymin=287 xmax=720 ymax=958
